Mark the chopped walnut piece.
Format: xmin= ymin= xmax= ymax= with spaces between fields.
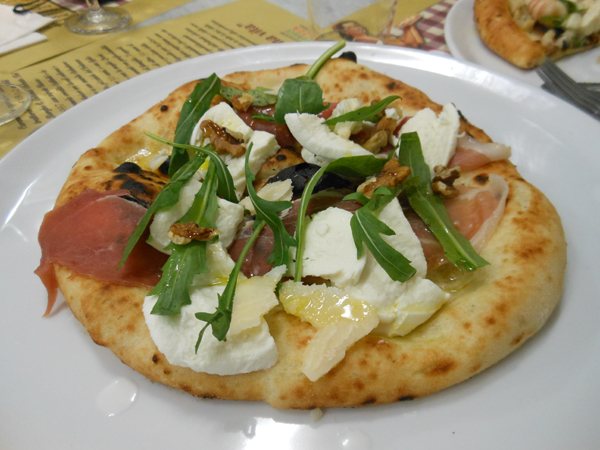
xmin=360 ymin=130 xmax=389 ymax=154
xmin=200 ymin=120 xmax=246 ymax=157
xmin=210 ymin=94 xmax=228 ymax=108
xmin=375 ymin=116 xmax=398 ymax=138
xmin=357 ymin=159 xmax=411 ymax=198
xmin=431 ymin=165 xmax=461 ymax=198
xmin=231 ymin=93 xmax=254 ymax=112
xmin=168 ymin=222 xmax=219 ymax=246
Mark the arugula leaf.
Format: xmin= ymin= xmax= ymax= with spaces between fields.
xmin=294 ymin=164 xmax=328 ymax=281
xmin=323 ymin=95 xmax=400 ymax=126
xmin=244 ymin=143 xmax=297 ymax=267
xmin=272 ymin=40 xmax=346 ymax=125
xmin=220 ymin=85 xmax=278 ymax=107
xmin=273 ymin=78 xmax=330 ymax=124
xmin=251 ymin=112 xmax=277 ymax=123
xmin=325 ymin=154 xmax=387 ymax=179
xmin=345 ymin=186 xmax=417 ymax=283
xmin=170 ymin=73 xmax=222 ymax=177
xmin=195 ymin=220 xmax=267 ymax=348
xmin=147 ymin=133 xmax=237 ymax=204
xmin=118 ymin=152 xmax=207 ymax=269
xmin=398 ymin=131 xmax=489 ymax=272
xmin=150 ymin=240 xmax=210 ymax=315
xmin=179 ymin=162 xmax=219 ymax=228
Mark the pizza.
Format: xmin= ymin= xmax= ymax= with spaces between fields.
xmin=474 ymin=0 xmax=600 ymax=69
xmin=35 ymin=43 xmax=567 ymax=409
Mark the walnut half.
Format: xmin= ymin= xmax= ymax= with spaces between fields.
xmin=168 ymin=222 xmax=219 ymax=246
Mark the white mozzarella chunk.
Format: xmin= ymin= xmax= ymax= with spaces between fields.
xmin=385 ymin=107 xmax=400 ymax=121
xmin=330 ymin=98 xmax=363 ymax=139
xmin=191 ymin=242 xmax=236 ymax=287
xmin=344 ymin=199 xmax=449 ymax=336
xmin=399 ymin=103 xmax=460 ymax=177
xmin=148 ymin=177 xmax=244 ymax=252
xmin=190 ymin=102 xmax=253 ymax=146
xmin=143 ymin=286 xmax=277 ymax=376
xmin=239 ymin=179 xmax=293 ymax=215
xmin=301 ymin=148 xmax=332 ymax=167
xmin=215 ymin=199 xmax=244 ymax=249
xmin=374 ymin=277 xmax=448 ymax=337
xmin=285 ymin=112 xmax=372 ymax=161
xmin=301 ymin=207 xmax=367 ymax=288
xmin=224 ymin=130 xmax=280 ymax=199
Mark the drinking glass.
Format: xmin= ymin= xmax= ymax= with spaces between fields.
xmin=0 ymin=83 xmax=31 ymax=126
xmin=64 ymin=0 xmax=131 ymax=35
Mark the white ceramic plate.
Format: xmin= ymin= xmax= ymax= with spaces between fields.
xmin=2 ymin=42 xmax=599 ymax=449
xmin=445 ymin=0 xmax=600 ymax=85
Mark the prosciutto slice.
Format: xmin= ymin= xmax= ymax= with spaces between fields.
xmin=35 ymin=189 xmax=168 ymax=316
xmin=408 ymin=173 xmax=510 ymax=270
xmin=448 ymin=134 xmax=512 ymax=172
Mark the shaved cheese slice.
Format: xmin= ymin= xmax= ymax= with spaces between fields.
xmin=229 ymin=265 xmax=287 ymax=336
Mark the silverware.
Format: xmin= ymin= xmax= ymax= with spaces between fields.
xmin=536 ymin=59 xmax=600 ymax=121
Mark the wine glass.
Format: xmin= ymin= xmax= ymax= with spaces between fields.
xmin=64 ymin=0 xmax=131 ymax=35
xmin=0 ymin=83 xmax=31 ymax=127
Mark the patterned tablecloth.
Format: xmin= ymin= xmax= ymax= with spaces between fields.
xmin=387 ymin=0 xmax=457 ymax=53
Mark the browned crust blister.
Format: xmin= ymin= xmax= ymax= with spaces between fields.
xmin=51 ymin=57 xmax=567 ymax=409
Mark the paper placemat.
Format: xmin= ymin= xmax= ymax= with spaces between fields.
xmin=0 ymin=0 xmax=195 ymax=72
xmin=0 ymin=0 xmax=310 ymax=158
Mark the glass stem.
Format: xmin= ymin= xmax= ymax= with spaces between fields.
xmin=85 ymin=0 xmax=102 ymax=12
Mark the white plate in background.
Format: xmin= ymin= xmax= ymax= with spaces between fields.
xmin=445 ymin=0 xmax=600 ymax=85
xmin=1 ymin=42 xmax=599 ymax=449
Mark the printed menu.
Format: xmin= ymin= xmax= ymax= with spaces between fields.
xmin=0 ymin=0 xmax=311 ymax=157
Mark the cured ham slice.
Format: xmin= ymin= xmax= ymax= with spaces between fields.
xmin=35 ymin=189 xmax=168 ymax=316
xmin=408 ymin=173 xmax=510 ymax=270
xmin=448 ymin=134 xmax=512 ymax=172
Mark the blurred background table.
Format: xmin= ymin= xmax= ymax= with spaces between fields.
xmin=0 ymin=0 xmax=451 ymax=157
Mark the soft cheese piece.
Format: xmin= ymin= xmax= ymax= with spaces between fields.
xmin=144 ymin=286 xmax=278 ymax=376
xmin=148 ymin=178 xmax=244 ymax=252
xmin=330 ymin=98 xmax=363 ymax=139
xmin=399 ymin=103 xmax=460 ymax=176
xmin=190 ymin=102 xmax=253 ymax=145
xmin=344 ymin=199 xmax=449 ymax=336
xmin=285 ymin=112 xmax=372 ymax=161
xmin=239 ymin=179 xmax=293 ymax=215
xmin=225 ymin=130 xmax=280 ymax=197
xmin=301 ymin=207 xmax=367 ymax=288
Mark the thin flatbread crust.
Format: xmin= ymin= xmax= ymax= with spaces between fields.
xmin=50 ymin=57 xmax=566 ymax=409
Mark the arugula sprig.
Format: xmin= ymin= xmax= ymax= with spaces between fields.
xmin=150 ymin=160 xmax=221 ymax=316
xmin=398 ymin=131 xmax=489 ymax=272
xmin=150 ymin=241 xmax=210 ymax=315
xmin=323 ymin=95 xmax=400 ymax=126
xmin=220 ymin=85 xmax=278 ymax=107
xmin=147 ymin=133 xmax=238 ymax=203
xmin=194 ymin=220 xmax=266 ymax=349
xmin=194 ymin=143 xmax=297 ymax=347
xmin=272 ymin=40 xmax=346 ymax=125
xmin=170 ymin=73 xmax=222 ymax=177
xmin=345 ymin=186 xmax=417 ymax=283
xmin=245 ymin=143 xmax=297 ymax=268
xmin=118 ymin=152 xmax=207 ymax=268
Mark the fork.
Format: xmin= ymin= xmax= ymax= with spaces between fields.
xmin=536 ymin=59 xmax=600 ymax=120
